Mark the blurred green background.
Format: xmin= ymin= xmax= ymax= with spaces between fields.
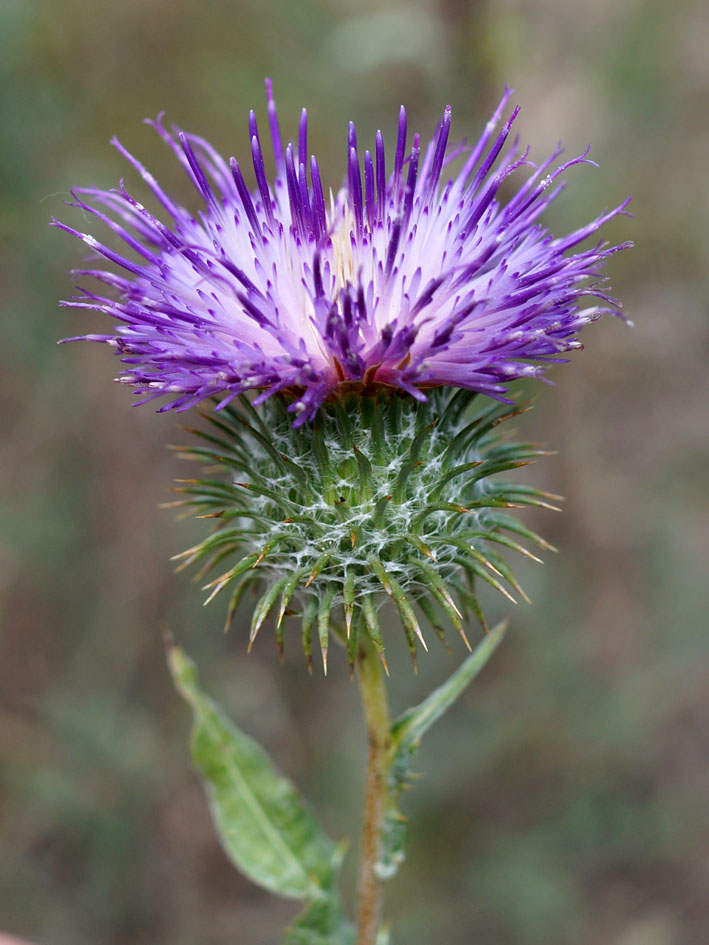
xmin=1 ymin=0 xmax=708 ymax=942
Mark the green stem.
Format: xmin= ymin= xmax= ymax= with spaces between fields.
xmin=355 ymin=634 xmax=391 ymax=945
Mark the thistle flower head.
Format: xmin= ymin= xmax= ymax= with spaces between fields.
xmin=55 ymin=81 xmax=630 ymax=426
xmin=57 ymin=84 xmax=630 ymax=671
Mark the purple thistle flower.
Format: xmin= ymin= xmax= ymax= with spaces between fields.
xmin=55 ymin=81 xmax=630 ymax=426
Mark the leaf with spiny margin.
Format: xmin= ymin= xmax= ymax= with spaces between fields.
xmin=376 ymin=622 xmax=507 ymax=879
xmin=168 ymin=644 xmax=342 ymax=900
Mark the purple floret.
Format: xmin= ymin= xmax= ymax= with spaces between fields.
xmin=55 ymin=81 xmax=631 ymax=425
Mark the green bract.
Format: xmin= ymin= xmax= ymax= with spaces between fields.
xmin=170 ymin=388 xmax=557 ymax=672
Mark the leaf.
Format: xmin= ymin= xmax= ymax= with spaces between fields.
xmin=284 ymin=896 xmax=356 ymax=945
xmin=391 ymin=621 xmax=507 ymax=748
xmin=376 ymin=621 xmax=507 ymax=878
xmin=168 ymin=644 xmax=341 ymax=900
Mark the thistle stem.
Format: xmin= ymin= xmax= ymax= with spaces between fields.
xmin=355 ymin=635 xmax=391 ymax=945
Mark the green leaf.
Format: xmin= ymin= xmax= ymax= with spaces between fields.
xmin=284 ymin=896 xmax=356 ymax=945
xmin=377 ymin=621 xmax=507 ymax=878
xmin=391 ymin=621 xmax=507 ymax=747
xmin=168 ymin=644 xmax=341 ymax=900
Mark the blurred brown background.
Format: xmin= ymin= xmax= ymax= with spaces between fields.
xmin=1 ymin=0 xmax=708 ymax=943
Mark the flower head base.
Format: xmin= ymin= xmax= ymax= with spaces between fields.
xmin=55 ymin=81 xmax=630 ymax=426
xmin=170 ymin=388 xmax=557 ymax=673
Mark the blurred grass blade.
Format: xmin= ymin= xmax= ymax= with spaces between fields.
xmin=168 ymin=643 xmax=341 ymax=900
